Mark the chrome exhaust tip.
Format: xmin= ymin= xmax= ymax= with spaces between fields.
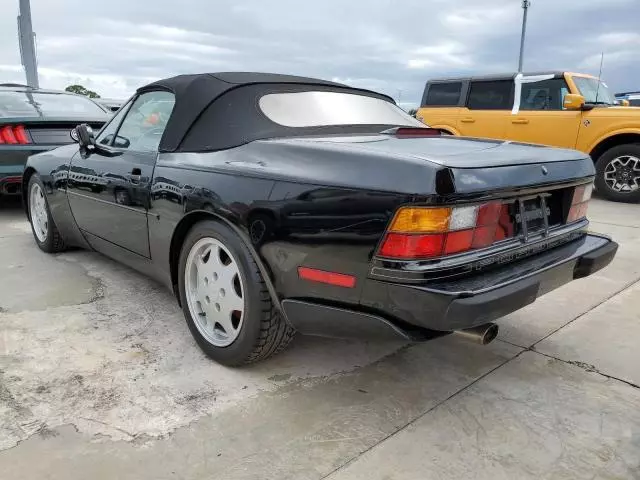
xmin=453 ymin=323 xmax=499 ymax=345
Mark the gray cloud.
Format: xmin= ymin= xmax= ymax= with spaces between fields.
xmin=1 ymin=0 xmax=638 ymax=105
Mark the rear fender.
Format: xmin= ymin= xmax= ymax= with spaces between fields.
xmin=168 ymin=210 xmax=288 ymax=323
xmin=586 ymin=129 xmax=640 ymax=160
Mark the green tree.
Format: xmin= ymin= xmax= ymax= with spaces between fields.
xmin=64 ymin=84 xmax=101 ymax=99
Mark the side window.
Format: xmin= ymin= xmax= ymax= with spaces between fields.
xmin=113 ymin=91 xmax=175 ymax=152
xmin=95 ymin=100 xmax=133 ymax=146
xmin=467 ymin=80 xmax=513 ymax=110
xmin=425 ymin=82 xmax=462 ymax=106
xmin=520 ymin=78 xmax=570 ymax=111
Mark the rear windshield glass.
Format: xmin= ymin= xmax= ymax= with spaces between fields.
xmin=259 ymin=91 xmax=424 ymax=128
xmin=0 ymin=91 xmax=107 ymax=118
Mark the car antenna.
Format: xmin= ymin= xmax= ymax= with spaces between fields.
xmin=594 ymin=52 xmax=604 ymax=104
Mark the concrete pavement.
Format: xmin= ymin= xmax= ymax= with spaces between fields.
xmin=0 ymin=195 xmax=638 ymax=479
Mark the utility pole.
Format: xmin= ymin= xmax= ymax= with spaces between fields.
xmin=518 ymin=0 xmax=531 ymax=73
xmin=17 ymin=0 xmax=39 ymax=88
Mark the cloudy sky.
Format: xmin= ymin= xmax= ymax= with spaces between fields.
xmin=1 ymin=0 xmax=638 ymax=107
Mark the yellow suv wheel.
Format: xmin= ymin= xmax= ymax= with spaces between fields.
xmin=595 ymin=144 xmax=640 ymax=203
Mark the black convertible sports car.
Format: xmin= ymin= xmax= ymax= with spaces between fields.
xmin=23 ymin=72 xmax=617 ymax=366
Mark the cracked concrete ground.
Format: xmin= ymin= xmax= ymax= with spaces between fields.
xmin=0 ymin=196 xmax=638 ymax=479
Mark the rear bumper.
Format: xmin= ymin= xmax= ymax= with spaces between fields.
xmin=441 ymin=237 xmax=617 ymax=328
xmin=0 ymin=175 xmax=23 ymax=195
xmin=1 ymin=145 xmax=58 ymax=194
xmin=283 ymin=233 xmax=617 ymax=339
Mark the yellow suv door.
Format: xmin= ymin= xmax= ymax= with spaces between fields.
xmin=506 ymin=76 xmax=581 ymax=148
xmin=458 ymin=79 xmax=513 ymax=140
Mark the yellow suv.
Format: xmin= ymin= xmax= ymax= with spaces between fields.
xmin=416 ymin=71 xmax=640 ymax=203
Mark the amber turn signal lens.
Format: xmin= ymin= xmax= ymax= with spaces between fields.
xmin=389 ymin=207 xmax=451 ymax=233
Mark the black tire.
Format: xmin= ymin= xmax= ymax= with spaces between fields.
xmin=177 ymin=220 xmax=295 ymax=366
xmin=27 ymin=174 xmax=66 ymax=253
xmin=594 ymin=143 xmax=640 ymax=203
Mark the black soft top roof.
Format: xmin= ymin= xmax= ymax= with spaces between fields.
xmin=136 ymin=72 xmax=395 ymax=152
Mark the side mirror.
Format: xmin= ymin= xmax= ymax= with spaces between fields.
xmin=563 ymin=94 xmax=586 ymax=110
xmin=74 ymin=124 xmax=95 ymax=149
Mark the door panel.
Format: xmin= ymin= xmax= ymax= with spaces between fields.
xmin=457 ymin=109 xmax=509 ymax=139
xmin=67 ymin=90 xmax=175 ymax=258
xmin=506 ymin=77 xmax=581 ymax=148
xmin=506 ymin=110 xmax=582 ymax=148
xmin=459 ymin=79 xmax=513 ymax=140
xmin=67 ymin=150 xmax=155 ymax=257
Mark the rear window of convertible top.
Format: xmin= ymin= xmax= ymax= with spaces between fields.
xmin=258 ymin=90 xmax=424 ymax=128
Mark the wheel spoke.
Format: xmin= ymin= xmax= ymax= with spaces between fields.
xmin=605 ymin=155 xmax=640 ymax=193
xmin=223 ymin=283 xmax=244 ymax=311
xmin=218 ymin=261 xmax=237 ymax=288
xmin=215 ymin=310 xmax=236 ymax=336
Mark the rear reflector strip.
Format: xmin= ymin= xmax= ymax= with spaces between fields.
xmin=297 ymin=267 xmax=356 ymax=288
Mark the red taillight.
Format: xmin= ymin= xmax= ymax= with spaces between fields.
xmin=0 ymin=125 xmax=31 ymax=144
xmin=392 ymin=127 xmax=442 ymax=137
xmin=476 ymin=202 xmax=501 ymax=226
xmin=380 ymin=233 xmax=445 ymax=258
xmin=379 ymin=201 xmax=514 ymax=260
xmin=472 ymin=225 xmax=498 ymax=249
xmin=494 ymin=205 xmax=514 ymax=241
xmin=297 ymin=267 xmax=356 ymax=288
xmin=13 ymin=125 xmax=29 ymax=144
xmin=1 ymin=126 xmax=17 ymax=144
xmin=568 ymin=183 xmax=592 ymax=222
xmin=443 ymin=229 xmax=473 ymax=255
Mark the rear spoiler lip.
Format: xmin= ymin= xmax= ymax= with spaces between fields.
xmin=445 ymin=158 xmax=595 ymax=198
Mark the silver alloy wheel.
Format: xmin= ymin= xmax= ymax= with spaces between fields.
xmin=185 ymin=237 xmax=245 ymax=347
xmin=604 ymin=155 xmax=640 ymax=193
xmin=29 ymin=183 xmax=48 ymax=242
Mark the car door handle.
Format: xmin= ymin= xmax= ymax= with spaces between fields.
xmin=460 ymin=118 xmax=476 ymax=123
xmin=129 ymin=168 xmax=142 ymax=184
xmin=512 ymin=118 xmax=530 ymax=124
